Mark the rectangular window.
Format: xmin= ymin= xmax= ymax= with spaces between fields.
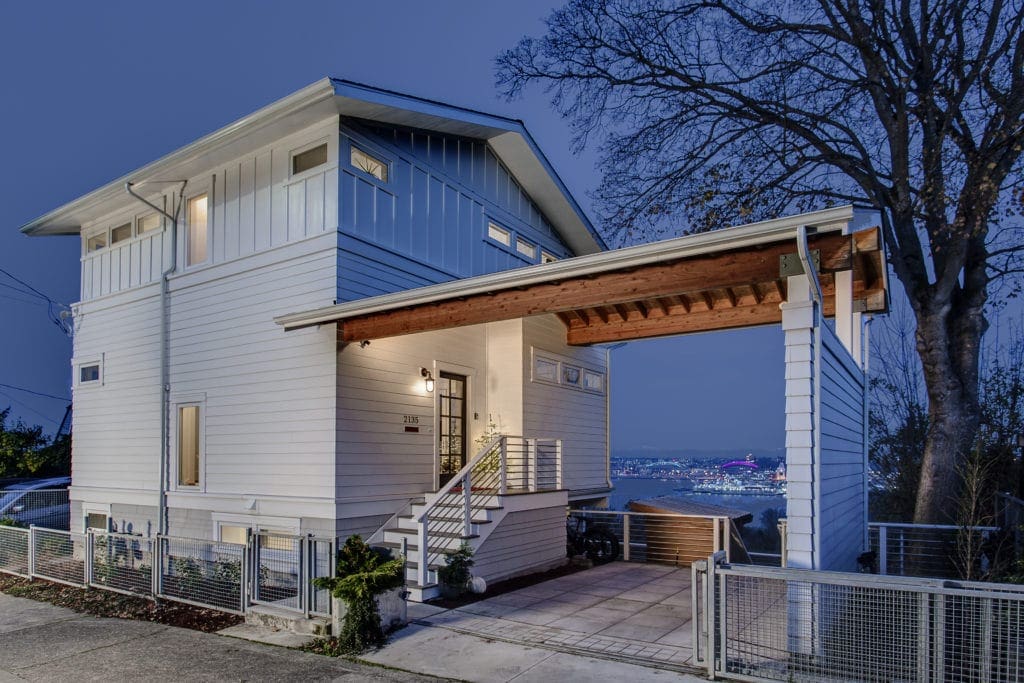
xmin=219 ymin=524 xmax=248 ymax=545
xmin=187 ymin=194 xmax=208 ymax=266
xmin=87 ymin=233 xmax=107 ymax=252
xmin=137 ymin=213 xmax=161 ymax=235
xmin=110 ymin=223 xmax=132 ymax=244
xmin=541 ymin=251 xmax=558 ymax=264
xmin=534 ymin=356 xmax=559 ymax=383
xmin=563 ymin=365 xmax=582 ymax=387
xmin=292 ymin=143 xmax=328 ymax=175
xmin=80 ymin=363 xmax=101 ymax=384
xmin=516 ymin=238 xmax=537 ymax=259
xmin=350 ymin=146 xmax=388 ymax=181
xmin=261 ymin=533 xmax=296 ymax=551
xmin=86 ymin=513 xmax=109 ymax=531
xmin=487 ymin=222 xmax=511 ymax=246
xmin=584 ymin=370 xmax=605 ymax=393
xmin=178 ymin=405 xmax=200 ymax=486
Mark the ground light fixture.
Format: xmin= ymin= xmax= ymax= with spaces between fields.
xmin=421 ymin=368 xmax=435 ymax=392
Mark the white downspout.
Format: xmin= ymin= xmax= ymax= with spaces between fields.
xmin=796 ymin=226 xmax=822 ymax=568
xmin=861 ymin=315 xmax=874 ymax=552
xmin=125 ymin=180 xmax=186 ymax=536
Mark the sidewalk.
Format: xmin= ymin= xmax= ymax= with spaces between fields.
xmin=0 ymin=593 xmax=432 ymax=683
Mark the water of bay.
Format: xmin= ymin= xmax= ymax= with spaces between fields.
xmin=609 ymin=477 xmax=785 ymax=529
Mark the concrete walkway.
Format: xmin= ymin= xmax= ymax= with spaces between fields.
xmin=363 ymin=562 xmax=704 ymax=681
xmin=0 ymin=593 xmax=432 ymax=682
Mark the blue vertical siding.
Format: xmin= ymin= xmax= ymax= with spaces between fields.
xmin=337 ymin=120 xmax=574 ymax=302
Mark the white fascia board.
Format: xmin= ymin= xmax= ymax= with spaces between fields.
xmin=21 ymin=78 xmax=340 ymax=236
xmin=276 ymin=205 xmax=859 ymax=330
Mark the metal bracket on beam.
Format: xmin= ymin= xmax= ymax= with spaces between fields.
xmin=780 ymin=249 xmax=820 ymax=277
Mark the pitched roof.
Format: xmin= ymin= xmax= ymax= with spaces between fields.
xmin=20 ymin=78 xmax=606 ymax=255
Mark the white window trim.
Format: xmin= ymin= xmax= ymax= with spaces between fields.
xmin=75 ymin=354 xmax=104 ymax=388
xmin=530 ymin=347 xmax=606 ymax=395
xmin=172 ymin=393 xmax=206 ymax=492
xmin=347 ymin=141 xmax=390 ymax=184
xmin=531 ymin=350 xmax=561 ymax=386
xmin=289 ymin=137 xmax=334 ymax=182
xmin=184 ymin=189 xmax=211 ymax=269
xmin=82 ymin=503 xmax=112 ymax=532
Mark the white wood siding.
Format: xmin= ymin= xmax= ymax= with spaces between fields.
xmin=522 ymin=315 xmax=609 ymax=494
xmin=818 ymin=323 xmax=866 ymax=571
xmin=166 ymin=234 xmax=338 ymax=502
xmin=71 ymin=286 xmax=163 ymax=493
xmin=473 ymin=505 xmax=567 ymax=583
xmin=79 ymin=118 xmax=339 ymax=302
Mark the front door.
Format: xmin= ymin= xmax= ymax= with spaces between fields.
xmin=438 ymin=372 xmax=468 ymax=488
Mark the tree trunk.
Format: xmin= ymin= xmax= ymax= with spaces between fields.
xmin=912 ymin=297 xmax=986 ymax=524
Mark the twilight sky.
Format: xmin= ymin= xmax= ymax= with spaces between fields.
xmin=0 ymin=0 xmax=785 ymax=453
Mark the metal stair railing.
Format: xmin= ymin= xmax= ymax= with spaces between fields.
xmin=413 ymin=435 xmax=562 ymax=587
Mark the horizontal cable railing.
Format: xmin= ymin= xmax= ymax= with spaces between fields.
xmin=568 ymin=509 xmax=731 ymax=565
xmin=415 ymin=435 xmax=562 ymax=586
xmin=0 ymin=488 xmax=70 ymax=531
xmin=868 ymin=522 xmax=999 ymax=579
xmin=695 ymin=554 xmax=1024 ymax=682
xmin=0 ymin=525 xmax=334 ymax=618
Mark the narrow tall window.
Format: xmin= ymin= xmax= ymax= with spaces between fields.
xmin=178 ymin=405 xmax=200 ymax=486
xmin=187 ymin=194 xmax=208 ymax=266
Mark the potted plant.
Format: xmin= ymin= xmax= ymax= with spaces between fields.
xmin=313 ymin=535 xmax=406 ymax=653
xmin=437 ymin=543 xmax=474 ymax=599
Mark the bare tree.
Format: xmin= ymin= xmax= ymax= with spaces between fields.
xmin=497 ymin=0 xmax=1024 ymax=523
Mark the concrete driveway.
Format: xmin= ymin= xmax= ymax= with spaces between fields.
xmin=367 ymin=562 xmax=698 ymax=677
xmin=0 ymin=593 xmax=433 ymax=682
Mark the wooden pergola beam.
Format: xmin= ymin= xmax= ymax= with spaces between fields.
xmin=337 ymin=230 xmax=878 ymax=343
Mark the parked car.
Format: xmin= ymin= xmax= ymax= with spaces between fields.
xmin=0 ymin=477 xmax=71 ymax=530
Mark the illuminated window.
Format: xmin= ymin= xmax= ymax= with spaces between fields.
xmin=137 ymin=213 xmax=161 ymax=235
xmin=516 ymin=238 xmax=537 ymax=259
xmin=87 ymin=233 xmax=107 ymax=252
xmin=541 ymin=251 xmax=558 ymax=264
xmin=350 ymin=146 xmax=388 ymax=181
xmin=110 ymin=223 xmax=132 ymax=244
xmin=187 ymin=194 xmax=208 ymax=266
xmin=293 ymin=143 xmax=328 ymax=175
xmin=178 ymin=405 xmax=201 ymax=486
xmin=86 ymin=513 xmax=109 ymax=531
xmin=219 ymin=525 xmax=248 ymax=545
xmin=487 ymin=222 xmax=511 ymax=246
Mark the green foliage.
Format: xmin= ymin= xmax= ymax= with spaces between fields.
xmin=172 ymin=556 xmax=202 ymax=594
xmin=437 ymin=543 xmax=474 ymax=594
xmin=0 ymin=517 xmax=26 ymax=528
xmin=312 ymin=535 xmax=404 ymax=654
xmin=0 ymin=408 xmax=70 ymax=478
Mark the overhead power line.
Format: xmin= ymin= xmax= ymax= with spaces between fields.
xmin=0 ymin=382 xmax=71 ymax=402
xmin=0 ymin=267 xmax=72 ymax=336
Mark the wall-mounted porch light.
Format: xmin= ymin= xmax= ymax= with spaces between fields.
xmin=421 ymin=367 xmax=435 ymax=393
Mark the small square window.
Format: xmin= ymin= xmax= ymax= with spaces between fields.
xmin=584 ymin=370 xmax=605 ymax=393
xmin=219 ymin=525 xmax=248 ymax=545
xmin=87 ymin=233 xmax=107 ymax=252
xmin=350 ymin=146 xmax=388 ymax=181
xmin=293 ymin=143 xmax=328 ymax=175
xmin=516 ymin=238 xmax=537 ymax=259
xmin=80 ymin=364 xmax=101 ymax=384
xmin=541 ymin=251 xmax=558 ymax=264
xmin=534 ymin=356 xmax=559 ymax=383
xmin=86 ymin=513 xmax=109 ymax=531
xmin=137 ymin=214 xmax=161 ymax=235
xmin=563 ymin=365 xmax=582 ymax=387
xmin=111 ymin=223 xmax=132 ymax=244
xmin=488 ymin=222 xmax=511 ymax=246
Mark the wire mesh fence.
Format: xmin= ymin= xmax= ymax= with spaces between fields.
xmin=695 ymin=556 xmax=1024 ymax=682
xmin=0 ymin=525 xmax=29 ymax=576
xmin=90 ymin=531 xmax=154 ymax=596
xmin=158 ymin=536 xmax=247 ymax=614
xmin=0 ymin=489 xmax=70 ymax=530
xmin=251 ymin=533 xmax=301 ymax=612
xmin=309 ymin=537 xmax=334 ymax=616
xmin=31 ymin=527 xmax=86 ymax=587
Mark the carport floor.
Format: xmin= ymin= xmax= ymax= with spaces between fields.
xmin=413 ymin=562 xmax=697 ymax=671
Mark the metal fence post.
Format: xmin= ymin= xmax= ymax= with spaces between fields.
xmin=27 ymin=526 xmax=35 ymax=579
xmin=917 ymin=593 xmax=930 ymax=683
xmin=152 ymin=535 xmax=161 ymax=597
xmin=933 ymin=592 xmax=946 ymax=683
xmin=622 ymin=514 xmax=631 ymax=562
xmin=499 ymin=438 xmax=508 ymax=495
xmin=301 ymin=535 xmax=310 ymax=619
xmin=85 ymin=530 xmax=94 ymax=586
xmin=240 ymin=532 xmax=250 ymax=611
xmin=706 ymin=553 xmax=718 ymax=679
xmin=417 ymin=519 xmax=429 ymax=587
xmin=463 ymin=470 xmax=473 ymax=538
xmin=879 ymin=525 xmax=888 ymax=575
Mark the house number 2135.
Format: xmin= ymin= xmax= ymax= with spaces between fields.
xmin=403 ymin=415 xmax=420 ymax=424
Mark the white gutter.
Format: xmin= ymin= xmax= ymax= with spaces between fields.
xmin=277 ymin=205 xmax=861 ymax=330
